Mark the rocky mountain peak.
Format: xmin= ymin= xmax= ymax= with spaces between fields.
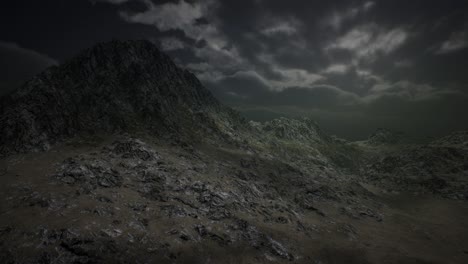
xmin=0 ymin=40 xmax=238 ymax=155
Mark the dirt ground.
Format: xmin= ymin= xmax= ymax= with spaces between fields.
xmin=1 ymin=136 xmax=467 ymax=263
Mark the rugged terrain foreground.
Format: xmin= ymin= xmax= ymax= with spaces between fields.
xmin=1 ymin=41 xmax=468 ymax=263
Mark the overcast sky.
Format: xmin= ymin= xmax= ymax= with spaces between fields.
xmin=1 ymin=0 xmax=468 ymax=139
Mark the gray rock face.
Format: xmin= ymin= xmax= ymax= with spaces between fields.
xmin=0 ymin=40 xmax=241 ymax=155
xmin=250 ymin=117 xmax=329 ymax=144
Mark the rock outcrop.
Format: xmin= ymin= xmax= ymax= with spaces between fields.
xmin=250 ymin=117 xmax=330 ymax=144
xmin=430 ymin=131 xmax=468 ymax=148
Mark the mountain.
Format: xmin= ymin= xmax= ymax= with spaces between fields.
xmin=250 ymin=117 xmax=330 ymax=144
xmin=1 ymin=40 xmax=468 ymax=263
xmin=366 ymin=134 xmax=468 ymax=199
xmin=0 ymin=40 xmax=244 ymax=155
xmin=357 ymin=128 xmax=404 ymax=146
xmin=431 ymin=131 xmax=468 ymax=148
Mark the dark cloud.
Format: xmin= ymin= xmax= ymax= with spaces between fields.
xmin=435 ymin=30 xmax=468 ymax=54
xmin=92 ymin=0 xmax=130 ymax=4
xmin=0 ymin=41 xmax=57 ymax=96
xmin=1 ymin=0 xmax=468 ymax=139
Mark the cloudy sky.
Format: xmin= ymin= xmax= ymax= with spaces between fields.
xmin=1 ymin=0 xmax=468 ymax=139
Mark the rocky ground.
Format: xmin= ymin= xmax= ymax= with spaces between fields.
xmin=1 ymin=130 xmax=468 ymax=263
xmin=1 ymin=40 xmax=468 ymax=263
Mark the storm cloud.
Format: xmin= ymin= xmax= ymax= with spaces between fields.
xmin=1 ymin=0 xmax=468 ymax=139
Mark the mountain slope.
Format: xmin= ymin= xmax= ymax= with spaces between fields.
xmin=1 ymin=40 xmax=468 ymax=263
xmin=0 ymin=40 xmax=243 ymax=155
